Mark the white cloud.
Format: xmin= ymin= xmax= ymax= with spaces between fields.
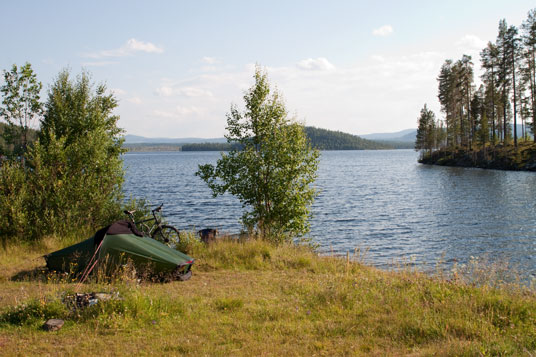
xmin=153 ymin=106 xmax=203 ymax=119
xmin=120 ymin=53 xmax=446 ymax=137
xmin=155 ymin=86 xmax=175 ymax=97
xmin=81 ymin=60 xmax=118 ymax=66
xmin=296 ymin=58 xmax=335 ymax=71
xmin=175 ymin=105 xmax=203 ymax=115
xmin=110 ymin=88 xmax=127 ymax=96
xmin=371 ymin=55 xmax=386 ymax=63
xmin=153 ymin=110 xmax=176 ymax=119
xmin=126 ymin=38 xmax=163 ymax=54
xmin=181 ymin=87 xmax=214 ymax=97
xmin=456 ymin=34 xmax=486 ymax=52
xmin=202 ymin=56 xmax=219 ymax=64
xmin=266 ymin=51 xmax=444 ymax=134
xmin=372 ymin=25 xmax=393 ymax=37
xmin=85 ymin=38 xmax=163 ymax=58
xmin=127 ymin=96 xmax=142 ymax=105
xmin=155 ymin=85 xmax=213 ymax=97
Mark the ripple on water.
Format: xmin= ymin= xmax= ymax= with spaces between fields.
xmin=123 ymin=150 xmax=536 ymax=278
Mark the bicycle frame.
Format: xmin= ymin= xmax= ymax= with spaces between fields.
xmin=124 ymin=203 xmax=181 ymax=246
xmin=125 ymin=203 xmax=164 ymax=237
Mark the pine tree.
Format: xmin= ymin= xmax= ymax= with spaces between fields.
xmin=438 ymin=59 xmax=455 ymax=148
xmin=481 ymin=42 xmax=500 ymax=144
xmin=416 ymin=104 xmax=437 ymax=157
xmin=521 ymin=8 xmax=536 ymax=142
xmin=497 ymin=19 xmax=514 ymax=144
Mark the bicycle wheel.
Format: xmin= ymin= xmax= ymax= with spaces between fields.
xmin=153 ymin=225 xmax=180 ymax=247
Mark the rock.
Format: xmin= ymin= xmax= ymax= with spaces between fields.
xmin=525 ymin=162 xmax=536 ymax=171
xmin=93 ymin=293 xmax=113 ymax=301
xmin=43 ymin=319 xmax=64 ymax=331
xmin=198 ymin=228 xmax=218 ymax=244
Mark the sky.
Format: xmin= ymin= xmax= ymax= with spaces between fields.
xmin=1 ymin=0 xmax=535 ymax=138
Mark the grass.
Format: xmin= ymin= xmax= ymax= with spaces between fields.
xmin=1 ymin=236 xmax=536 ymax=355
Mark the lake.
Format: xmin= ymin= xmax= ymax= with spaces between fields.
xmin=123 ymin=150 xmax=536 ymax=277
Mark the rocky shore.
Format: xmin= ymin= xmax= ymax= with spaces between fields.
xmin=419 ymin=143 xmax=536 ymax=171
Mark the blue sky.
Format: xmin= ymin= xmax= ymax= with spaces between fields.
xmin=1 ymin=1 xmax=535 ymax=138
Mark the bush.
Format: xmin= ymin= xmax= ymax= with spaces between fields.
xmin=196 ymin=66 xmax=319 ymax=242
xmin=0 ymin=161 xmax=30 ymax=241
xmin=0 ymin=68 xmax=127 ymax=242
xmin=0 ymin=298 xmax=67 ymax=326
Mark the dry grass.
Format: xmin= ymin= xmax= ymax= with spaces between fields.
xmin=1 ymin=238 xmax=536 ymax=356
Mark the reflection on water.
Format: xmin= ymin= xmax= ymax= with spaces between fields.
xmin=123 ymin=150 xmax=536 ymax=277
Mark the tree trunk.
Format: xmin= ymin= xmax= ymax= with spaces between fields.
xmin=512 ymin=50 xmax=518 ymax=147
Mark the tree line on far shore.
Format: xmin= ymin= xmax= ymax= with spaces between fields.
xmin=416 ymin=8 xmax=536 ymax=156
xmin=125 ymin=127 xmax=409 ymax=152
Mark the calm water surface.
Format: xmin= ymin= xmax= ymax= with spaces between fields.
xmin=123 ymin=150 xmax=536 ymax=276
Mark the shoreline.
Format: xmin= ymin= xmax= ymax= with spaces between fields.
xmin=418 ymin=143 xmax=536 ymax=172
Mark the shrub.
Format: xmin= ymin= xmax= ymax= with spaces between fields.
xmin=0 ymin=161 xmax=30 ymax=241
xmin=0 ymin=68 xmax=127 ymax=242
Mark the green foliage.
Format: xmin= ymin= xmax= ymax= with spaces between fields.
xmin=0 ymin=122 xmax=38 ymax=156
xmin=181 ymin=142 xmax=241 ymax=151
xmin=196 ymin=66 xmax=319 ymax=242
xmin=0 ymin=63 xmax=43 ymax=156
xmin=39 ymin=69 xmax=123 ymax=147
xmin=174 ymin=230 xmax=203 ymax=255
xmin=0 ymin=298 xmax=67 ymax=326
xmin=119 ymin=196 xmax=152 ymax=224
xmin=0 ymin=161 xmax=29 ymax=240
xmin=415 ymin=104 xmax=437 ymax=155
xmin=0 ymin=67 xmax=127 ymax=242
xmin=304 ymin=126 xmax=391 ymax=150
xmin=25 ymin=69 xmax=125 ymax=237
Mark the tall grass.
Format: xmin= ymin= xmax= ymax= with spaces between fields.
xmin=1 ymin=236 xmax=535 ymax=355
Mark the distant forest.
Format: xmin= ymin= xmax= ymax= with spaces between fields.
xmin=0 ymin=122 xmax=38 ymax=156
xmin=416 ymin=8 xmax=536 ymax=156
xmin=2 ymin=122 xmax=412 ymax=155
xmin=304 ymin=127 xmax=391 ymax=150
xmin=125 ymin=126 xmax=413 ymax=152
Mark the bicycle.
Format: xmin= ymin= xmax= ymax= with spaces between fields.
xmin=124 ymin=203 xmax=181 ymax=247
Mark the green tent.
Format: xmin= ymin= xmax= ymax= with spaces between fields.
xmin=45 ymin=220 xmax=194 ymax=281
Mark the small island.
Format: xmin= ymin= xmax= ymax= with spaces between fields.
xmin=419 ymin=143 xmax=536 ymax=171
xmin=415 ymin=14 xmax=536 ymax=171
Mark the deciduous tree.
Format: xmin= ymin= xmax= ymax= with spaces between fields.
xmin=0 ymin=63 xmax=42 ymax=155
xmin=27 ymin=69 xmax=125 ymax=235
xmin=196 ymin=66 xmax=319 ymax=242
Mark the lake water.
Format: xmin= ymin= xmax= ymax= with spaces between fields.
xmin=123 ymin=150 xmax=536 ymax=277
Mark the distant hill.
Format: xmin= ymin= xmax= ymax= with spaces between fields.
xmin=360 ymin=129 xmax=416 ymax=143
xmin=123 ymin=124 xmax=535 ymax=152
xmin=360 ymin=124 xmax=533 ymax=144
xmin=304 ymin=127 xmax=391 ymax=150
xmin=125 ymin=126 xmax=395 ymax=151
xmin=124 ymin=134 xmax=226 ymax=144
